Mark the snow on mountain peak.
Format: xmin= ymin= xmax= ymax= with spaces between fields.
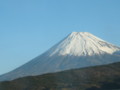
xmin=0 ymin=32 xmax=120 ymax=81
xmin=48 ymin=32 xmax=120 ymax=56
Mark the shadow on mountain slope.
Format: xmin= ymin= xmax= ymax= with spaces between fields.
xmin=0 ymin=62 xmax=120 ymax=90
xmin=86 ymin=78 xmax=120 ymax=90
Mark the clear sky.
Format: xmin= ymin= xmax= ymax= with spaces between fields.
xmin=0 ymin=0 xmax=120 ymax=75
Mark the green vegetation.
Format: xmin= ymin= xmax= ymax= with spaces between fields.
xmin=0 ymin=62 xmax=120 ymax=90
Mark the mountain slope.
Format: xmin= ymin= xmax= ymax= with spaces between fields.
xmin=0 ymin=62 xmax=120 ymax=90
xmin=47 ymin=32 xmax=120 ymax=56
xmin=0 ymin=32 xmax=120 ymax=81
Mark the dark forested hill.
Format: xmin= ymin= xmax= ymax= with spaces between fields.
xmin=0 ymin=62 xmax=120 ymax=90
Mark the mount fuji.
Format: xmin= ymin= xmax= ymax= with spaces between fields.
xmin=0 ymin=32 xmax=120 ymax=81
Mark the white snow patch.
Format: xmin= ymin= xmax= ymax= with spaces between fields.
xmin=48 ymin=32 xmax=120 ymax=56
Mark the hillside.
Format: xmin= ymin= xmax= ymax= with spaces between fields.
xmin=1 ymin=32 xmax=120 ymax=81
xmin=0 ymin=62 xmax=120 ymax=90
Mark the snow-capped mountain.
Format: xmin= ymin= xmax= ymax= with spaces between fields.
xmin=0 ymin=32 xmax=120 ymax=81
xmin=47 ymin=32 xmax=120 ymax=56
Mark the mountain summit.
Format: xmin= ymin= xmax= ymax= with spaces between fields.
xmin=0 ymin=32 xmax=120 ymax=81
xmin=47 ymin=32 xmax=119 ymax=56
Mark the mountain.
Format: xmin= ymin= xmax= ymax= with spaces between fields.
xmin=0 ymin=62 xmax=120 ymax=90
xmin=0 ymin=32 xmax=120 ymax=81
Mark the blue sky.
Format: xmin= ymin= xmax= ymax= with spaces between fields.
xmin=0 ymin=0 xmax=120 ymax=75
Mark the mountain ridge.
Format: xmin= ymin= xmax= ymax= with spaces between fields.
xmin=0 ymin=62 xmax=120 ymax=90
xmin=0 ymin=32 xmax=120 ymax=81
xmin=47 ymin=32 xmax=120 ymax=56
